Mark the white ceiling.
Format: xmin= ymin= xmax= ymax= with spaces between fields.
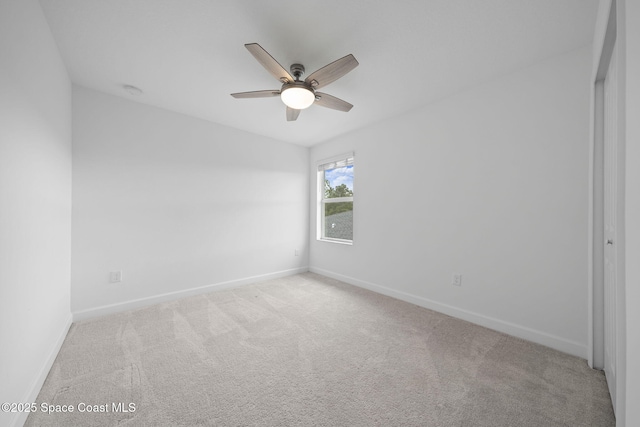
xmin=38 ymin=0 xmax=598 ymax=146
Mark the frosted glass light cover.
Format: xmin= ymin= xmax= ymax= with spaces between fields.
xmin=281 ymin=87 xmax=315 ymax=110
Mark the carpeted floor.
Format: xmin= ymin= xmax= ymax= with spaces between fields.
xmin=26 ymin=273 xmax=614 ymax=426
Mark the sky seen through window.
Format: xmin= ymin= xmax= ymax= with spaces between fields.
xmin=325 ymin=165 xmax=353 ymax=191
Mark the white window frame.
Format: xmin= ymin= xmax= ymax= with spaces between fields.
xmin=317 ymin=153 xmax=354 ymax=245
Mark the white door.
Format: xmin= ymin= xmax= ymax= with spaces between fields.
xmin=603 ymin=38 xmax=618 ymax=413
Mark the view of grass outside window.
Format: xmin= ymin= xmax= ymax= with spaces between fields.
xmin=319 ymin=156 xmax=354 ymax=242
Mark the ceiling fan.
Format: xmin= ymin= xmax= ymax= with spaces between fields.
xmin=231 ymin=43 xmax=359 ymax=121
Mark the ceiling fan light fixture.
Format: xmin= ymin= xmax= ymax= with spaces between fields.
xmin=231 ymin=43 xmax=358 ymax=121
xmin=280 ymin=85 xmax=315 ymax=110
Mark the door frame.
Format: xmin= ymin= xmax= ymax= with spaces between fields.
xmin=589 ymin=0 xmax=626 ymax=420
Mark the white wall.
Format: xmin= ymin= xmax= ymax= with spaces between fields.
xmin=310 ymin=46 xmax=592 ymax=358
xmin=71 ymin=87 xmax=309 ymax=316
xmin=0 ymin=1 xmax=72 ymax=426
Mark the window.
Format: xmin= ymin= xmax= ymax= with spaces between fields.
xmin=318 ymin=154 xmax=354 ymax=243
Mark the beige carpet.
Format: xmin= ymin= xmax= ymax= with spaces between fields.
xmin=26 ymin=273 xmax=614 ymax=426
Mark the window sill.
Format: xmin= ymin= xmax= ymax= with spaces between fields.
xmin=318 ymin=238 xmax=353 ymax=246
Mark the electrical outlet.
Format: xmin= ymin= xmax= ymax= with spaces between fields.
xmin=452 ymin=274 xmax=462 ymax=286
xmin=109 ymin=271 xmax=122 ymax=283
xmin=294 ymin=249 xmax=300 ymax=257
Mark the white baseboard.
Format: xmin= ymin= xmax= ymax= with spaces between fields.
xmin=310 ymin=266 xmax=587 ymax=359
xmin=72 ymin=267 xmax=309 ymax=322
xmin=10 ymin=313 xmax=73 ymax=427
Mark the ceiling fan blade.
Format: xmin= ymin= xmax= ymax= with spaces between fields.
xmin=314 ymin=92 xmax=353 ymax=112
xmin=230 ymin=90 xmax=280 ymax=99
xmin=245 ymin=43 xmax=294 ymax=83
xmin=305 ymin=54 xmax=359 ymax=89
xmin=286 ymin=107 xmax=300 ymax=121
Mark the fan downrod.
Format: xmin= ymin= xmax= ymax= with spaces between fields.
xmin=290 ymin=64 xmax=305 ymax=81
